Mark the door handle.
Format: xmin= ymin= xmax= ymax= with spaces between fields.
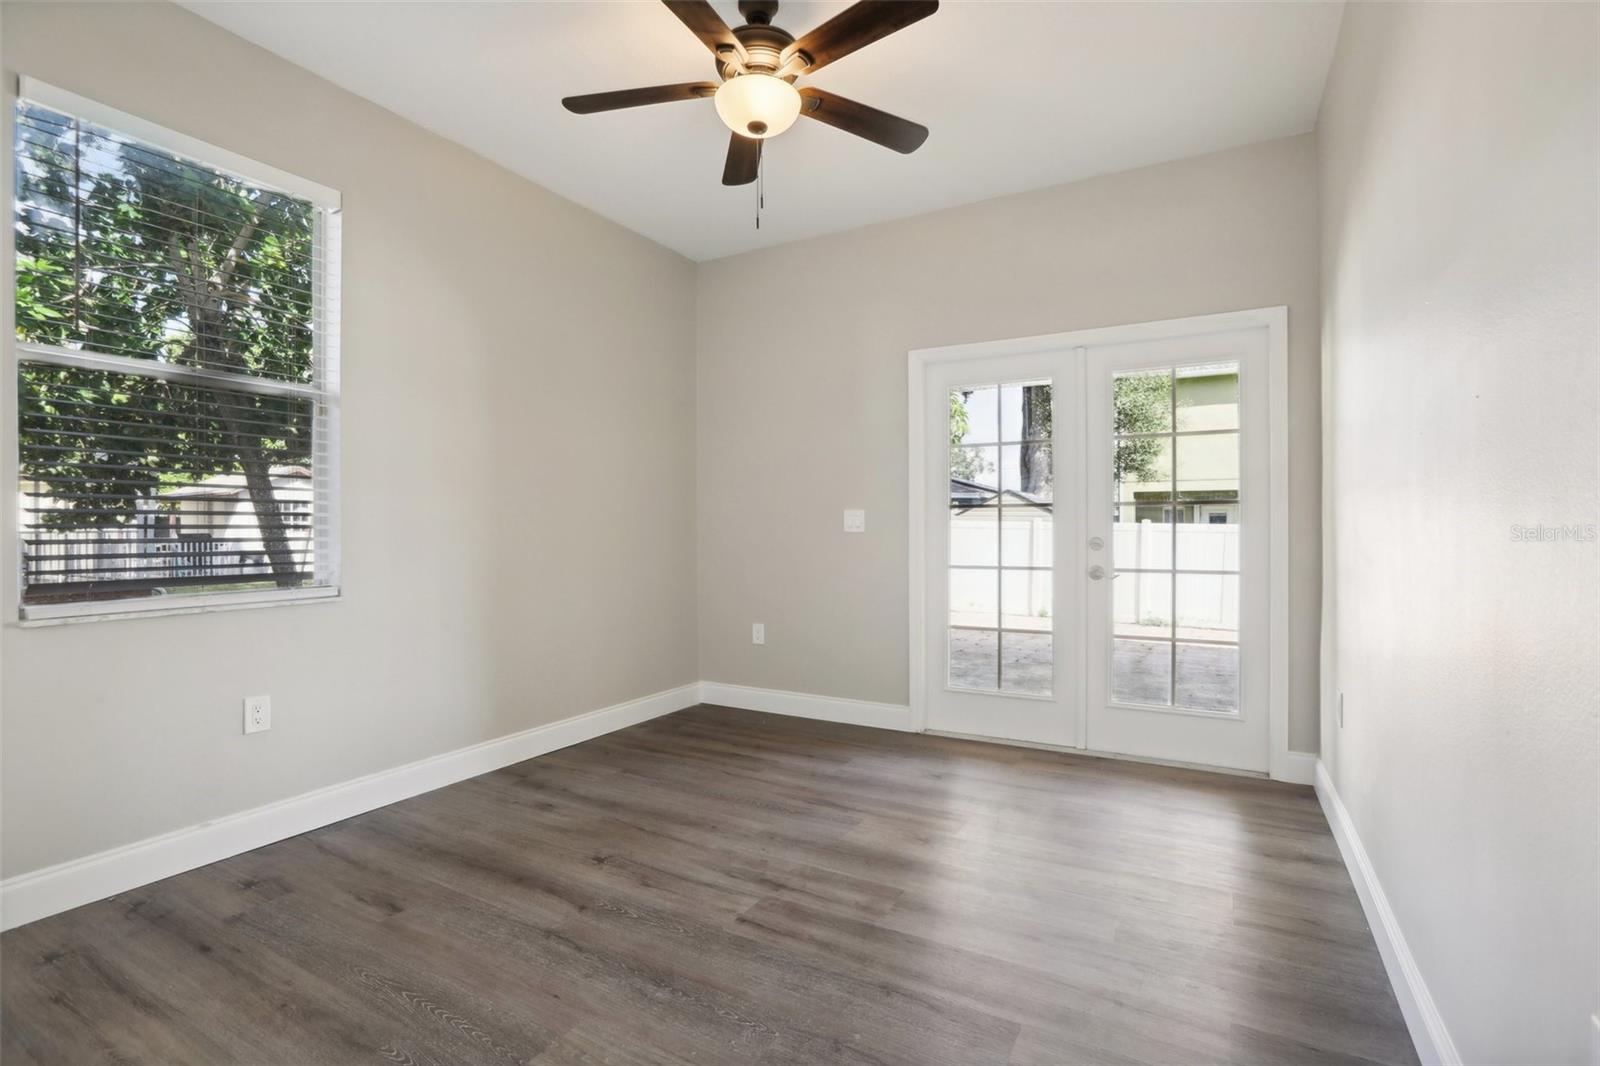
xmin=1088 ymin=565 xmax=1106 ymax=580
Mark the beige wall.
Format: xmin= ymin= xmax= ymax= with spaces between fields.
xmin=1317 ymin=3 xmax=1598 ymax=1061
xmin=0 ymin=2 xmax=699 ymax=878
xmin=696 ymin=134 xmax=1323 ymax=751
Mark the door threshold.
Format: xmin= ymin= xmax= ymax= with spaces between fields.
xmin=922 ymin=729 xmax=1269 ymax=780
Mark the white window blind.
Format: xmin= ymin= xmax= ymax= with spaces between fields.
xmin=13 ymin=81 xmax=341 ymax=621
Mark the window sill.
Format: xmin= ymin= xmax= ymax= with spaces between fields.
xmin=16 ymin=586 xmax=340 ymax=627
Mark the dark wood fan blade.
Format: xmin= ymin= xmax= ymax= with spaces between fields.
xmin=797 ymin=87 xmax=928 ymax=153
xmin=723 ymin=133 xmax=761 ymax=185
xmin=662 ymin=0 xmax=748 ymax=64
xmin=562 ymin=83 xmax=718 ymax=114
xmin=783 ymin=0 xmax=938 ymax=73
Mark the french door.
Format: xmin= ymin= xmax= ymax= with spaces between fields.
xmin=917 ymin=321 xmax=1273 ymax=773
xmin=920 ymin=350 xmax=1080 ymax=747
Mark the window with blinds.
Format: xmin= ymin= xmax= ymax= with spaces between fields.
xmin=13 ymin=81 xmax=341 ymax=621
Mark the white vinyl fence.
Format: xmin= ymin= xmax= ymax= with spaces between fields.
xmin=1112 ymin=519 xmax=1239 ymax=640
xmin=946 ymin=511 xmax=1239 ymax=638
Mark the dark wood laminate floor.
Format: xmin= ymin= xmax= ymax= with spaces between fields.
xmin=0 ymin=706 xmax=1417 ymax=1065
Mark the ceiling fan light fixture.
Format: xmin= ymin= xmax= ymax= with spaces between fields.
xmin=561 ymin=0 xmax=939 ymax=189
xmin=714 ymin=73 xmax=800 ymax=139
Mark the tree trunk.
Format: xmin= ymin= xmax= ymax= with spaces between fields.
xmin=1019 ymin=384 xmax=1052 ymax=495
xmin=169 ymin=220 xmax=302 ymax=587
xmin=234 ymin=436 xmax=301 ymax=587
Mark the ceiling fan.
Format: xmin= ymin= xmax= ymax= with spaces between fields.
xmin=562 ymin=0 xmax=939 ymax=186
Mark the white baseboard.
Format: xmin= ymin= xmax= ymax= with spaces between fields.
xmin=0 ymin=683 xmax=700 ymax=932
xmin=704 ymin=682 xmax=1313 ymax=785
xmin=1315 ymin=761 xmax=1459 ymax=1066
xmin=698 ymin=681 xmax=914 ymax=732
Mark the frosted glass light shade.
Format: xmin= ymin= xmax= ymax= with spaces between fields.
xmin=714 ymin=74 xmax=801 ymax=139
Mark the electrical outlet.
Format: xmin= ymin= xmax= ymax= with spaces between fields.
xmin=243 ymin=694 xmax=272 ymax=735
xmin=843 ymin=509 xmax=866 ymax=533
xmin=752 ymin=623 xmax=765 ymax=646
xmin=1338 ymin=691 xmax=1345 ymax=728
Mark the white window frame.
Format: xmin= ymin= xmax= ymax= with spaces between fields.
xmin=7 ymin=78 xmax=343 ymax=625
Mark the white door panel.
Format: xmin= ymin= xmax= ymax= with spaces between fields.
xmin=922 ymin=350 xmax=1081 ymax=747
xmin=1083 ymin=327 xmax=1270 ymax=771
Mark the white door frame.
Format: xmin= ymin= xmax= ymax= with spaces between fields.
xmin=907 ymin=306 xmax=1299 ymax=782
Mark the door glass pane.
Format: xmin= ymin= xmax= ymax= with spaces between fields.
xmin=1113 ymin=639 xmax=1172 ymax=706
xmin=1001 ymin=505 xmax=1052 ymax=569
xmin=1175 ymin=643 xmax=1239 ymax=712
xmin=1175 ymin=573 xmax=1238 ymax=643
xmin=951 ymin=506 xmax=998 ymax=567
xmin=1112 ymin=505 xmax=1172 ymax=571
xmin=1114 ymin=435 xmax=1172 ymax=503
xmin=1176 ymin=432 xmax=1238 ymax=500
xmin=1000 ymin=381 xmax=1052 ymax=442
xmin=949 ymin=628 xmax=997 ymax=690
xmin=1175 ymin=364 xmax=1239 ymax=432
xmin=1114 ymin=368 xmax=1172 ymax=434
xmin=1113 ymin=571 xmax=1171 ymax=639
xmin=949 ymin=569 xmax=998 ymax=630
xmin=951 ymin=387 xmax=999 ymax=445
xmin=951 ymin=445 xmax=998 ymax=494
xmin=1176 ymin=508 xmax=1239 ymax=571
xmin=1002 ymin=570 xmax=1051 ymax=634
xmin=1002 ymin=631 xmax=1053 ymax=696
xmin=1001 ymin=443 xmax=1053 ymax=502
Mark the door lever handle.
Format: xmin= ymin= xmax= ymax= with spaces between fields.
xmin=1088 ymin=565 xmax=1106 ymax=580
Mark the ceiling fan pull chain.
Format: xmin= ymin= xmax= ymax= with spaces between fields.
xmin=755 ymin=139 xmax=764 ymax=229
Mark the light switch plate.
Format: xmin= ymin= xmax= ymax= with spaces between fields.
xmin=843 ymin=509 xmax=866 ymax=533
xmin=752 ymin=623 xmax=765 ymax=646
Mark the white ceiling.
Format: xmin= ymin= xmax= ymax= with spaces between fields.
xmin=184 ymin=1 xmax=1345 ymax=261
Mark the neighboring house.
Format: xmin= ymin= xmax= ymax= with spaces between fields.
xmin=1119 ymin=365 xmax=1242 ymax=525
